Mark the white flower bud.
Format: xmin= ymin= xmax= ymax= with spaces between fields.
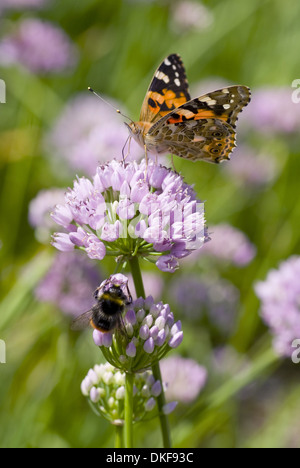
xmin=115 ymin=386 xmax=125 ymax=400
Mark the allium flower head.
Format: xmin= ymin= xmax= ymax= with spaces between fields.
xmin=93 ymin=294 xmax=183 ymax=372
xmin=0 ymin=19 xmax=77 ymax=74
xmin=160 ymin=356 xmax=207 ymax=403
xmin=170 ymin=1 xmax=214 ymax=33
xmin=0 ymin=0 xmax=48 ymax=11
xmin=35 ymin=251 xmax=102 ymax=317
xmin=45 ymin=94 xmax=142 ymax=177
xmin=192 ymin=223 xmax=256 ymax=267
xmin=51 ymin=159 xmax=207 ymax=272
xmin=255 ymin=256 xmax=300 ymax=357
xmin=245 ymin=87 xmax=300 ymax=134
xmin=170 ymin=274 xmax=240 ymax=336
xmin=81 ymin=363 xmax=176 ymax=424
xmin=222 ymin=145 xmax=279 ymax=189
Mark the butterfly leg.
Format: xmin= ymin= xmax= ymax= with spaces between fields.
xmin=144 ymin=144 xmax=149 ymax=181
xmin=171 ymin=154 xmax=177 ymax=173
xmin=122 ymin=136 xmax=131 ymax=164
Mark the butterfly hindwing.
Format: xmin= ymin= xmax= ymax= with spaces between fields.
xmin=139 ymin=54 xmax=191 ymax=124
xmin=146 ymin=86 xmax=250 ymax=163
xmin=148 ymin=118 xmax=236 ymax=163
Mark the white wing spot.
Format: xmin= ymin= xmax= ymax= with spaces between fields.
xmin=172 ymin=65 xmax=177 ymax=70
xmin=222 ymin=88 xmax=229 ymax=94
xmin=164 ymin=58 xmax=171 ymax=66
xmin=174 ymin=78 xmax=181 ymax=87
xmin=199 ymin=96 xmax=211 ymax=103
xmin=223 ymin=104 xmax=231 ymax=109
xmin=155 ymin=71 xmax=169 ymax=83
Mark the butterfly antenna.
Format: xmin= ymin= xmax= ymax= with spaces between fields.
xmin=88 ymin=87 xmax=133 ymax=123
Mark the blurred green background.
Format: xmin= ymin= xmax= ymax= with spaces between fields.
xmin=1 ymin=0 xmax=300 ymax=448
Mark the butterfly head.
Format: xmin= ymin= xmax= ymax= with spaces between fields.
xmin=125 ymin=121 xmax=150 ymax=149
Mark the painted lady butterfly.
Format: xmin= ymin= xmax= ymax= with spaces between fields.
xmin=126 ymin=54 xmax=251 ymax=164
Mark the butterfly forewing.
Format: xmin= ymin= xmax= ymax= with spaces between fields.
xmin=140 ymin=54 xmax=191 ymax=124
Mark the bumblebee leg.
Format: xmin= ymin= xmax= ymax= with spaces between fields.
xmin=126 ymin=284 xmax=133 ymax=305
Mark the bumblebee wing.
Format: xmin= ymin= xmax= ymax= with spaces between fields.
xmin=71 ymin=308 xmax=93 ymax=331
xmin=115 ymin=313 xmax=128 ymax=338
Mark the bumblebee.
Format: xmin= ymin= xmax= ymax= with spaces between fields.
xmin=72 ymin=275 xmax=132 ymax=333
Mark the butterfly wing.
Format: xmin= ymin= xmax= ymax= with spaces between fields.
xmin=146 ymin=85 xmax=250 ymax=163
xmin=139 ymin=54 xmax=191 ymax=124
xmin=147 ymin=118 xmax=236 ymax=163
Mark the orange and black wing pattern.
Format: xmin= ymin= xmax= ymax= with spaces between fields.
xmin=147 ymin=86 xmax=251 ymax=163
xmin=139 ymin=54 xmax=191 ymax=124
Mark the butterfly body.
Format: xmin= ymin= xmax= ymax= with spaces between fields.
xmin=128 ymin=54 xmax=251 ymax=164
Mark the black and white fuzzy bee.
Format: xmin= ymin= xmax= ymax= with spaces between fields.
xmin=72 ymin=274 xmax=132 ymax=333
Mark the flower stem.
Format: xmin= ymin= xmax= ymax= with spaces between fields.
xmin=151 ymin=361 xmax=172 ymax=448
xmin=124 ymin=371 xmax=134 ymax=448
xmin=115 ymin=425 xmax=123 ymax=448
xmin=128 ymin=256 xmax=172 ymax=449
xmin=129 ymin=256 xmax=146 ymax=298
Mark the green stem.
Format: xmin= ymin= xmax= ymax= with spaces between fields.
xmin=151 ymin=361 xmax=172 ymax=448
xmin=115 ymin=425 xmax=123 ymax=448
xmin=128 ymin=256 xmax=172 ymax=448
xmin=124 ymin=372 xmax=134 ymax=448
xmin=129 ymin=256 xmax=146 ymax=298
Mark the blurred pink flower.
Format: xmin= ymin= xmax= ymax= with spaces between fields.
xmin=245 ymin=87 xmax=300 ymax=134
xmin=160 ymin=355 xmax=207 ymax=403
xmin=35 ymin=251 xmax=103 ymax=317
xmin=0 ymin=0 xmax=48 ymax=10
xmin=45 ymin=94 xmax=142 ymax=176
xmin=190 ymin=223 xmax=256 ymax=267
xmin=170 ymin=274 xmax=240 ymax=336
xmin=0 ymin=19 xmax=77 ymax=74
xmin=222 ymin=145 xmax=279 ymax=188
xmin=255 ymin=256 xmax=300 ymax=357
xmin=170 ymin=0 xmax=213 ymax=33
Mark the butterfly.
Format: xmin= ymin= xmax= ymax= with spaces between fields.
xmin=126 ymin=54 xmax=251 ymax=164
